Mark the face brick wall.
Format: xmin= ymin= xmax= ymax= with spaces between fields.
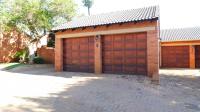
xmin=55 ymin=38 xmax=63 ymax=71
xmin=147 ymin=30 xmax=159 ymax=80
xmin=0 ymin=31 xmax=29 ymax=63
xmin=37 ymin=46 xmax=55 ymax=64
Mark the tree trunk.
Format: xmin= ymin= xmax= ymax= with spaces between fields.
xmin=88 ymin=7 xmax=90 ymax=15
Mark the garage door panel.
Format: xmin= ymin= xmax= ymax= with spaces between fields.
xmin=161 ymin=46 xmax=189 ymax=68
xmin=72 ymin=46 xmax=79 ymax=51
xmin=113 ymin=51 xmax=123 ymax=57
xmin=104 ymin=51 xmax=112 ymax=57
xmin=124 ymin=66 xmax=136 ymax=74
xmin=104 ymin=58 xmax=112 ymax=64
xmin=89 ymin=53 xmax=94 ymax=57
xmin=137 ymin=68 xmax=146 ymax=75
xmin=125 ymin=58 xmax=137 ymax=64
xmin=114 ymin=38 xmax=123 ymax=42
xmin=137 ymin=51 xmax=146 ymax=57
xmin=125 ymin=44 xmax=137 ymax=49
xmin=89 ymin=59 xmax=94 ymax=63
xmin=125 ymin=51 xmax=136 ymax=57
xmin=103 ymin=46 xmax=112 ymax=50
xmin=80 ymin=52 xmax=88 ymax=57
xmin=64 ymin=65 xmax=79 ymax=71
xmin=63 ymin=37 xmax=94 ymax=72
xmin=71 ymin=52 xmax=79 ymax=57
xmin=137 ymin=43 xmax=146 ymax=49
xmin=72 ymin=60 xmax=79 ymax=64
xmin=102 ymin=33 xmax=147 ymax=75
xmin=137 ymin=59 xmax=146 ymax=64
xmin=89 ymin=47 xmax=94 ymax=51
xmin=79 ymin=59 xmax=89 ymax=64
xmin=103 ymin=65 xmax=112 ymax=72
xmin=113 ymin=59 xmax=123 ymax=65
xmin=113 ymin=65 xmax=123 ymax=73
xmin=65 ymin=46 xmax=71 ymax=50
xmin=125 ymin=36 xmax=136 ymax=41
xmin=80 ymin=46 xmax=89 ymax=50
xmin=195 ymin=46 xmax=200 ymax=68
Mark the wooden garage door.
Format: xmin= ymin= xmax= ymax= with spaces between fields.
xmin=63 ymin=37 xmax=94 ymax=72
xmin=102 ymin=33 xmax=147 ymax=75
xmin=195 ymin=45 xmax=200 ymax=68
xmin=161 ymin=46 xmax=189 ymax=68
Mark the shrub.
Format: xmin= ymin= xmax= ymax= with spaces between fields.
xmin=47 ymin=39 xmax=55 ymax=47
xmin=33 ymin=57 xmax=44 ymax=64
xmin=14 ymin=48 xmax=29 ymax=63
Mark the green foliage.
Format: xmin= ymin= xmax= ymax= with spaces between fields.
xmin=33 ymin=57 xmax=44 ymax=64
xmin=82 ymin=0 xmax=93 ymax=15
xmin=14 ymin=48 xmax=29 ymax=63
xmin=0 ymin=0 xmax=77 ymax=44
xmin=82 ymin=0 xmax=93 ymax=8
xmin=47 ymin=39 xmax=55 ymax=47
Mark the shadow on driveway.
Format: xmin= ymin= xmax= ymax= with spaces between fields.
xmin=0 ymin=65 xmax=200 ymax=112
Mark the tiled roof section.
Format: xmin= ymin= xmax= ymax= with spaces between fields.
xmin=52 ymin=6 xmax=159 ymax=31
xmin=161 ymin=27 xmax=200 ymax=42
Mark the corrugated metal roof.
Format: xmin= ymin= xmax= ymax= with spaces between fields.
xmin=52 ymin=6 xmax=159 ymax=31
xmin=161 ymin=27 xmax=200 ymax=42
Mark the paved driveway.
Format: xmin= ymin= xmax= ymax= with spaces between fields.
xmin=0 ymin=65 xmax=200 ymax=112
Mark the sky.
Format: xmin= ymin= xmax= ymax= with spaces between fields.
xmin=75 ymin=0 xmax=200 ymax=29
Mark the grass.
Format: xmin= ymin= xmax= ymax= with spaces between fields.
xmin=0 ymin=63 xmax=24 ymax=70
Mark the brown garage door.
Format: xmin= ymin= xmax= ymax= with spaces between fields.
xmin=195 ymin=45 xmax=200 ymax=68
xmin=161 ymin=46 xmax=189 ymax=68
xmin=63 ymin=37 xmax=94 ymax=72
xmin=102 ymin=33 xmax=147 ymax=75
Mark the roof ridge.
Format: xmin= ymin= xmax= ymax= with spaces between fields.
xmin=80 ymin=5 xmax=158 ymax=18
xmin=70 ymin=5 xmax=159 ymax=22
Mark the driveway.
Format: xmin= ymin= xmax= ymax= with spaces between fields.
xmin=0 ymin=65 xmax=200 ymax=112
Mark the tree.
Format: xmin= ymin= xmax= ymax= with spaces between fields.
xmin=0 ymin=0 xmax=77 ymax=47
xmin=82 ymin=0 xmax=93 ymax=15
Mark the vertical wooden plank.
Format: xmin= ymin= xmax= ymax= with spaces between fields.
xmin=189 ymin=45 xmax=195 ymax=69
xmin=111 ymin=35 xmax=114 ymax=73
xmin=94 ymin=35 xmax=102 ymax=74
xmin=123 ymin=34 xmax=125 ymax=73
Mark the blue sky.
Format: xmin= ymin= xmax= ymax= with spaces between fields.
xmin=75 ymin=0 xmax=200 ymax=29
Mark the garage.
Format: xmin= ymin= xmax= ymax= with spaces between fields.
xmin=161 ymin=46 xmax=189 ymax=68
xmin=160 ymin=27 xmax=200 ymax=69
xmin=63 ymin=37 xmax=94 ymax=72
xmin=102 ymin=33 xmax=147 ymax=75
xmin=53 ymin=6 xmax=159 ymax=80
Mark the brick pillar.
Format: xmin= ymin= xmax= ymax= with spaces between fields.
xmin=159 ymin=42 xmax=162 ymax=68
xmin=55 ymin=37 xmax=63 ymax=72
xmin=189 ymin=45 xmax=195 ymax=69
xmin=147 ymin=30 xmax=159 ymax=81
xmin=94 ymin=35 xmax=102 ymax=74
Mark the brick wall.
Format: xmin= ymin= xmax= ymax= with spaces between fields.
xmin=147 ymin=30 xmax=159 ymax=81
xmin=55 ymin=38 xmax=63 ymax=71
xmin=0 ymin=31 xmax=29 ymax=63
xmin=37 ymin=46 xmax=55 ymax=64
